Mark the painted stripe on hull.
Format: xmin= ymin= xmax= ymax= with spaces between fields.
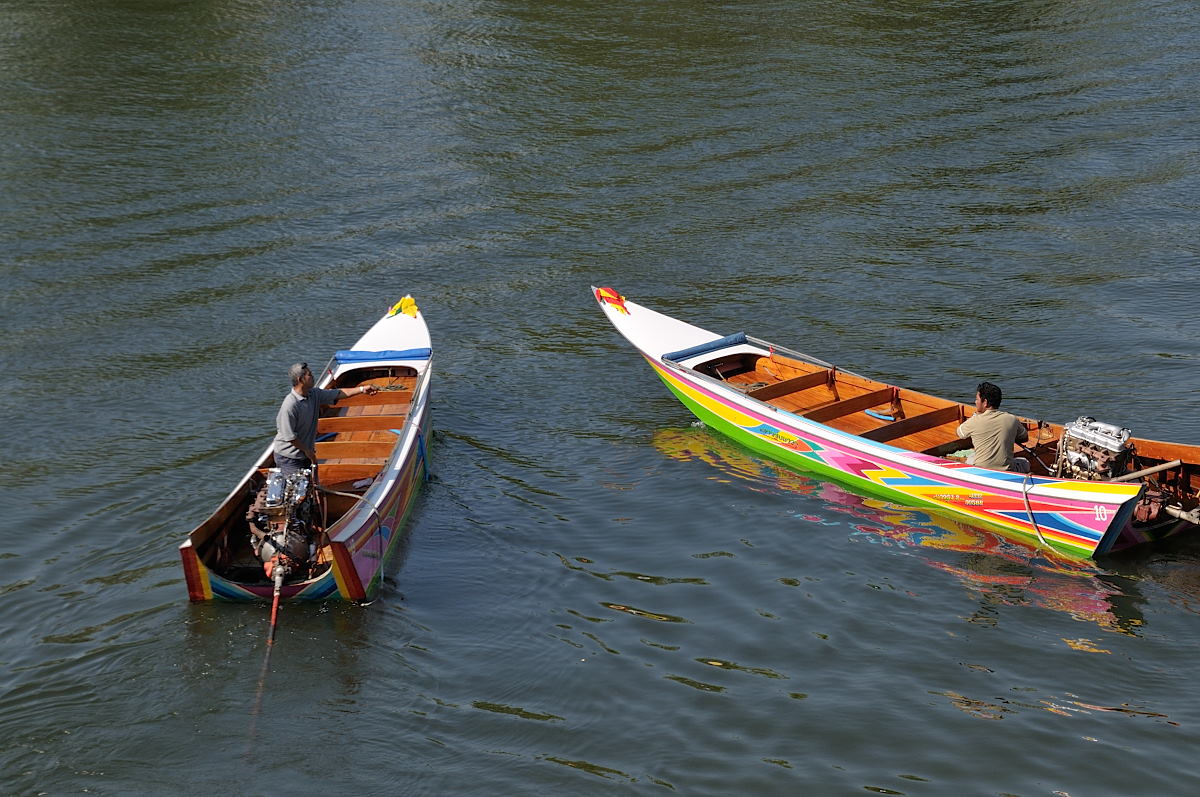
xmin=647 ymin=358 xmax=1139 ymax=558
xmin=180 ymin=543 xmax=213 ymax=601
xmin=187 ymin=428 xmax=427 ymax=602
xmin=330 ymin=542 xmax=365 ymax=601
xmin=339 ymin=428 xmax=426 ymax=600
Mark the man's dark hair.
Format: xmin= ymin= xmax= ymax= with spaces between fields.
xmin=977 ymin=381 xmax=1002 ymax=409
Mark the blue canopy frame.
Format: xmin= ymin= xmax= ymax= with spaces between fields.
xmin=661 ymin=333 xmax=748 ymax=363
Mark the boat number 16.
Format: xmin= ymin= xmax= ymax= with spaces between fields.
xmin=1094 ymin=505 xmax=1109 ymax=522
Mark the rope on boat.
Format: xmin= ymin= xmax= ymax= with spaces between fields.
xmin=1021 ymin=472 xmax=1050 ymax=550
xmin=320 ymin=353 xmax=338 ymax=383
xmin=317 ymin=485 xmax=386 ymax=605
xmin=1017 ymin=442 xmax=1052 ymax=473
xmin=415 ymin=425 xmax=429 ymax=482
xmin=317 ymin=486 xmax=385 ymax=525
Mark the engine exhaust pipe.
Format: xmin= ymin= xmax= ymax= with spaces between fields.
xmin=1109 ymin=459 xmax=1183 ymax=483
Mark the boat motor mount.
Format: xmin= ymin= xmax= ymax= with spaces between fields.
xmin=1053 ymin=417 xmax=1133 ymax=481
xmin=247 ymin=468 xmax=319 ymax=582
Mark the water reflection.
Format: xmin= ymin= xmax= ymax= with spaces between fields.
xmin=651 ymin=425 xmax=1146 ymax=635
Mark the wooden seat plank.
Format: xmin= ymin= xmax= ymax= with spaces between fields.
xmin=803 ymin=387 xmax=895 ymax=424
xmin=316 ymin=441 xmax=397 ymax=460
xmin=334 ymin=390 xmax=413 ymax=407
xmin=860 ymin=405 xmax=963 ymax=443
xmin=317 ymin=463 xmax=383 ymax=485
xmin=317 ymin=415 xmax=406 ymax=433
xmin=748 ymin=369 xmax=832 ymax=401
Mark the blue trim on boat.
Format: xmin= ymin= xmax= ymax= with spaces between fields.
xmin=335 ymin=348 xmax=431 ymax=363
xmin=662 ymin=333 xmax=748 ymax=363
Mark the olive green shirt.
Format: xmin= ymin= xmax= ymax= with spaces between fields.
xmin=956 ymin=409 xmax=1028 ymax=470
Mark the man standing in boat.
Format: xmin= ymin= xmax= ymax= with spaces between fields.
xmin=956 ymin=381 xmax=1030 ymax=472
xmin=273 ymin=362 xmax=378 ymax=476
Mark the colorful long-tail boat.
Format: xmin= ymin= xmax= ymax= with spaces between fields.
xmin=179 ymin=296 xmax=431 ymax=601
xmin=593 ymin=286 xmax=1200 ymax=559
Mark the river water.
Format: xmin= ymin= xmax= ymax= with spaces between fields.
xmin=3 ymin=1 xmax=1199 ymax=794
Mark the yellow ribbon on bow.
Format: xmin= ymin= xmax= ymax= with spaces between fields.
xmin=387 ymin=295 xmax=419 ymax=318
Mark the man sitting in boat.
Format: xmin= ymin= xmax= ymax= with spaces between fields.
xmin=273 ymin=362 xmax=378 ymax=475
xmin=955 ymin=381 xmax=1030 ymax=472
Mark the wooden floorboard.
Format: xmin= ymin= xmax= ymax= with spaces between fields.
xmin=317 ymin=415 xmax=407 ymax=433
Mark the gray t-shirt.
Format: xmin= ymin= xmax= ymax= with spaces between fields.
xmin=273 ymin=387 xmax=342 ymax=460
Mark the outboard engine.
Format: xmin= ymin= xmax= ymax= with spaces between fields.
xmin=246 ymin=468 xmax=319 ymax=582
xmin=1053 ymin=417 xmax=1133 ymax=481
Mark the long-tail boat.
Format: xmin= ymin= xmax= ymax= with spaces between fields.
xmin=179 ymin=296 xmax=432 ymax=601
xmin=593 ymin=286 xmax=1200 ymax=559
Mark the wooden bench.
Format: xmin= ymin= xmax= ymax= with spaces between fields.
xmin=747 ymin=369 xmax=833 ymax=402
xmin=803 ymin=387 xmax=895 ymax=424
xmin=315 ymin=441 xmax=397 ymax=460
xmin=334 ymin=390 xmax=413 ymax=407
xmin=316 ymin=463 xmax=384 ymax=487
xmin=317 ymin=415 xmax=407 ymax=434
xmin=860 ymin=405 xmax=963 ymax=443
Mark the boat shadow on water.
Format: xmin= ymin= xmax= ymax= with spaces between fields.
xmin=650 ymin=425 xmax=1200 ymax=636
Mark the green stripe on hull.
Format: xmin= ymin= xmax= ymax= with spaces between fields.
xmin=659 ymin=374 xmax=1085 ymax=558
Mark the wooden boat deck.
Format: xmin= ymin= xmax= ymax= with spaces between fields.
xmin=681 ymin=335 xmax=1200 ymax=547
xmin=593 ymin=286 xmax=1200 ymax=557
xmin=713 ymin=354 xmax=990 ymax=462
xmin=313 ymin=374 xmax=415 ymax=487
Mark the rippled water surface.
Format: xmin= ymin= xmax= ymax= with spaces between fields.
xmin=3 ymin=1 xmax=1200 ymax=794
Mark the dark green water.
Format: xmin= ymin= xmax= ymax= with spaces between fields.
xmin=3 ymin=1 xmax=1199 ymax=793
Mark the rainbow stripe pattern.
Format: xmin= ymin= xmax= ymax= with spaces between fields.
xmin=180 ymin=429 xmax=428 ymax=601
xmin=180 ymin=297 xmax=433 ymax=602
xmin=594 ymin=287 xmax=1144 ymax=559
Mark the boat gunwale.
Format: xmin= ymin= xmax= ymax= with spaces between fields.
xmin=592 ymin=287 xmax=1200 ymax=558
xmin=654 ymin=347 xmax=1139 ymax=503
xmin=650 ymin=354 xmax=1138 ymax=554
xmin=180 ymin=309 xmax=433 ymax=601
xmin=327 ymin=357 xmax=432 ymax=548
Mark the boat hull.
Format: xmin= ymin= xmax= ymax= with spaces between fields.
xmin=180 ymin=298 xmax=432 ymax=602
xmin=650 ymin=356 xmax=1138 ymax=558
xmin=179 ymin=411 xmax=428 ymax=602
xmin=594 ymin=288 xmax=1153 ymax=560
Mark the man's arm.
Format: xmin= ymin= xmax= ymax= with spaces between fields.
xmin=288 ymin=437 xmax=317 ymax=464
xmin=312 ymin=385 xmax=379 ymax=406
xmin=956 ymin=415 xmax=975 ymax=440
xmin=336 ymin=385 xmax=378 ymax=400
xmin=317 ymin=385 xmax=379 ymax=404
xmin=277 ymin=401 xmax=309 ymax=460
